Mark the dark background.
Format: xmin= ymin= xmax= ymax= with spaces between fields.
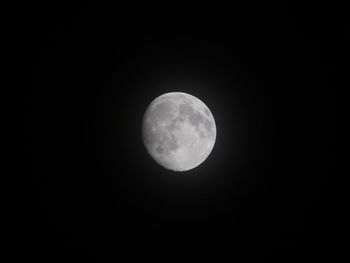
xmin=28 ymin=1 xmax=338 ymax=261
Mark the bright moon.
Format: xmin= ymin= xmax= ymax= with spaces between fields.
xmin=142 ymin=92 xmax=216 ymax=171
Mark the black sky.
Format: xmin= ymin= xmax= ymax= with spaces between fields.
xmin=28 ymin=2 xmax=338 ymax=261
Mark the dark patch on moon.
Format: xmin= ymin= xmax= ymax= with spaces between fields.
xmin=178 ymin=103 xmax=205 ymax=128
xmin=166 ymin=114 xmax=185 ymax=133
xmin=165 ymin=133 xmax=179 ymax=151
xmin=204 ymin=119 xmax=213 ymax=133
xmin=155 ymin=146 xmax=164 ymax=154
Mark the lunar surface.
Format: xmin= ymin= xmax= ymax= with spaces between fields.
xmin=142 ymin=92 xmax=216 ymax=171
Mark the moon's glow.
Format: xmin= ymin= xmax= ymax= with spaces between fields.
xmin=142 ymin=92 xmax=216 ymax=171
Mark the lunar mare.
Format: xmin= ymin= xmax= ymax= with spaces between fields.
xmin=142 ymin=92 xmax=216 ymax=171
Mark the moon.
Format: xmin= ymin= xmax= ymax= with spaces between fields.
xmin=142 ymin=92 xmax=216 ymax=171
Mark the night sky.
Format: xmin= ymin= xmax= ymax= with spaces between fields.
xmin=28 ymin=2 xmax=338 ymax=261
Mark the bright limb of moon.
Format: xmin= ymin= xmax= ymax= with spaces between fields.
xmin=142 ymin=92 xmax=216 ymax=171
